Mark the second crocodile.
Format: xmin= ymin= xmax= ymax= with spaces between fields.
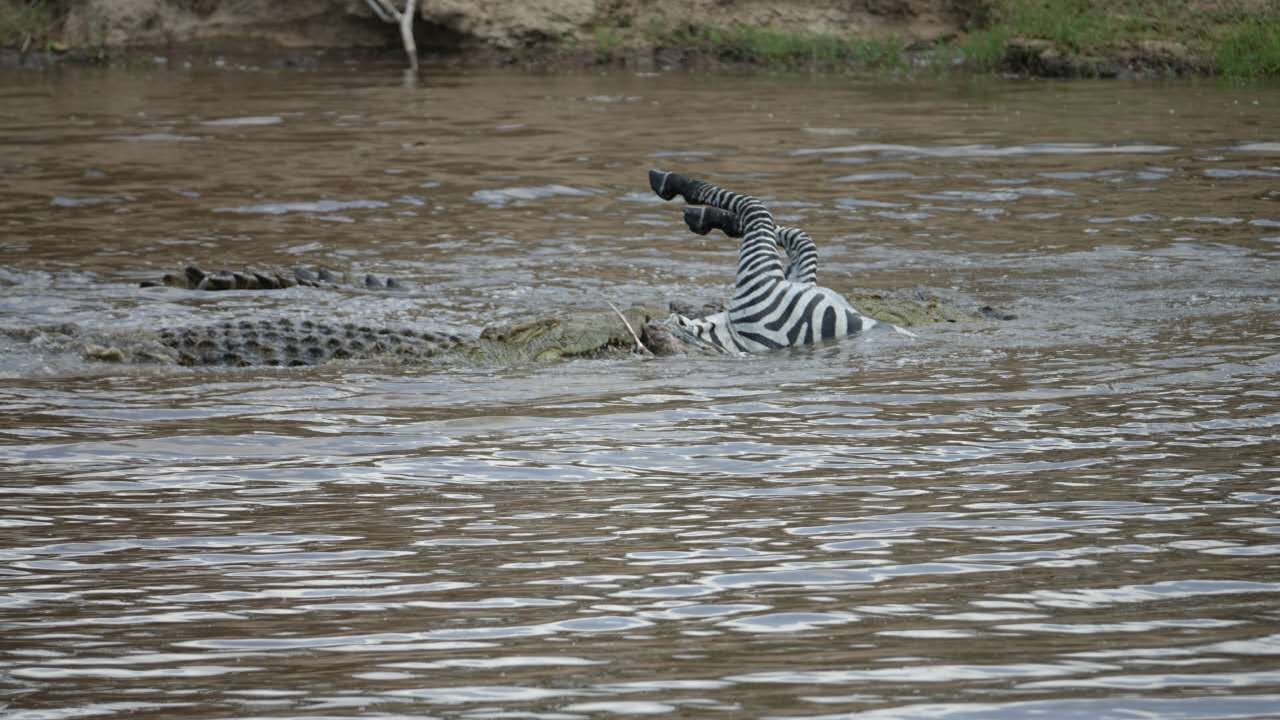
xmin=141 ymin=264 xmax=409 ymax=292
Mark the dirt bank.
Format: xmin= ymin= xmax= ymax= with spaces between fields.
xmin=3 ymin=0 xmax=1278 ymax=77
xmin=15 ymin=1 xmax=964 ymax=52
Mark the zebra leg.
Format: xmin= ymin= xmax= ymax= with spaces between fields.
xmin=650 ymin=169 xmax=753 ymax=212
xmin=649 ymin=169 xmax=764 ymax=217
xmin=649 ymin=169 xmax=785 ymax=281
xmin=682 ymin=206 xmax=818 ymax=285
xmin=649 ymin=169 xmax=790 ymax=346
xmin=649 ymin=169 xmax=687 ymax=201
xmin=777 ymin=227 xmax=818 ymax=285
xmin=649 ymin=169 xmax=777 ymax=234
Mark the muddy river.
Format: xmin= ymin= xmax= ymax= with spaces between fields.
xmin=1 ymin=63 xmax=1278 ymax=719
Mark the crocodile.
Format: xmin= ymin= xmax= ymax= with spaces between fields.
xmin=140 ymin=264 xmax=408 ymax=292
xmin=7 ymin=305 xmax=666 ymax=368
xmin=8 ymin=172 xmax=1016 ymax=369
xmin=3 ymin=288 xmax=1006 ymax=370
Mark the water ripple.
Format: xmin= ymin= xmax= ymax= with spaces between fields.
xmin=1 ymin=68 xmax=1277 ymax=720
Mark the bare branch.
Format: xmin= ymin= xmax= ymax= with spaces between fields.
xmin=605 ymin=301 xmax=653 ymax=356
xmin=364 ymin=0 xmax=399 ymax=23
xmin=366 ymin=0 xmax=419 ymax=72
xmin=401 ymin=0 xmax=418 ymax=72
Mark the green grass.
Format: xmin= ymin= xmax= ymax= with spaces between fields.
xmin=989 ymin=0 xmax=1117 ymax=53
xmin=1217 ymin=20 xmax=1280 ymax=78
xmin=592 ymin=26 xmax=625 ymax=63
xmin=957 ymin=27 xmax=1010 ymax=71
xmin=949 ymin=0 xmax=1280 ymax=77
xmin=644 ymin=22 xmax=907 ymax=71
xmin=618 ymin=3 xmax=1280 ymax=78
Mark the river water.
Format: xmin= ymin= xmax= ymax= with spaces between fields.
xmin=1 ymin=63 xmax=1278 ymax=719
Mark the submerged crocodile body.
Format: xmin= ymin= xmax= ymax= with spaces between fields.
xmin=9 ymin=304 xmax=676 ymax=368
xmin=155 ymin=318 xmax=461 ymax=366
xmin=134 ymin=263 xmax=1006 ymax=367
xmin=3 ymin=288 xmax=1004 ymax=370
xmin=141 ymin=264 xmax=408 ymax=292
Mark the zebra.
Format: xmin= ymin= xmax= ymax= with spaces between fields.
xmin=649 ymin=169 xmax=880 ymax=353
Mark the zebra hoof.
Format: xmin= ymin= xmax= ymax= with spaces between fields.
xmin=649 ymin=169 xmax=679 ymax=201
xmin=684 ymin=206 xmax=740 ymax=237
xmin=683 ymin=206 xmax=714 ymax=235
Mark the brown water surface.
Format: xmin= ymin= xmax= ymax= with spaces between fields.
xmin=1 ymin=63 xmax=1279 ymax=719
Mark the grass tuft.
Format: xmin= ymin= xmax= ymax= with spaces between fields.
xmin=1217 ymin=20 xmax=1280 ymax=78
xmin=953 ymin=0 xmax=1280 ymax=77
xmin=592 ymin=26 xmax=625 ymax=63
xmin=990 ymin=0 xmax=1117 ymax=53
xmin=655 ymin=23 xmax=906 ymax=71
xmin=958 ymin=27 xmax=1010 ymax=72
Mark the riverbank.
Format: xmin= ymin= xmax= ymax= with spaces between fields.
xmin=2 ymin=0 xmax=1278 ymax=78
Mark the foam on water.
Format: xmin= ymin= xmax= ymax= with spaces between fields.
xmin=470 ymin=185 xmax=602 ymax=207
xmin=792 ymin=142 xmax=1178 ymax=158
xmin=213 ymin=199 xmax=390 ymax=214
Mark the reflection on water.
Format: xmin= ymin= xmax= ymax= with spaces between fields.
xmin=1 ymin=63 xmax=1279 ymax=718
